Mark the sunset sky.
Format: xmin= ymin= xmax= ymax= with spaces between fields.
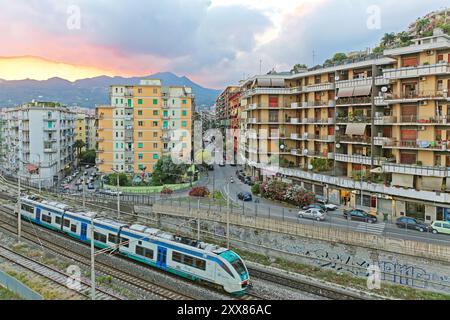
xmin=0 ymin=0 xmax=447 ymax=88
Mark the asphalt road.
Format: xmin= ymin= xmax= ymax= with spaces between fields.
xmin=204 ymin=164 xmax=450 ymax=246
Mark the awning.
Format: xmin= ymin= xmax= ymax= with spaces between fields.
xmin=337 ymin=87 xmax=355 ymax=98
xmin=421 ymin=177 xmax=444 ymax=191
xmin=271 ymin=79 xmax=285 ymax=87
xmin=392 ymin=173 xmax=414 ymax=188
xmin=345 ymin=123 xmax=367 ymax=135
xmin=257 ymin=78 xmax=271 ymax=86
xmin=353 ymin=85 xmax=372 ymax=97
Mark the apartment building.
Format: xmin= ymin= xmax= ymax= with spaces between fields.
xmin=235 ymin=28 xmax=450 ymax=222
xmin=216 ymin=86 xmax=240 ymax=131
xmin=1 ymin=101 xmax=76 ymax=187
xmin=96 ymin=79 xmax=194 ymax=174
xmin=75 ymin=112 xmax=96 ymax=151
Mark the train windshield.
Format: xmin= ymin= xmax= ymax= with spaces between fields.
xmin=219 ymin=251 xmax=247 ymax=277
xmin=231 ymin=258 xmax=246 ymax=275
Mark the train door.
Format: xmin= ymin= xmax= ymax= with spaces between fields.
xmin=80 ymin=223 xmax=88 ymax=241
xmin=157 ymin=247 xmax=167 ymax=270
xmin=35 ymin=208 xmax=41 ymax=222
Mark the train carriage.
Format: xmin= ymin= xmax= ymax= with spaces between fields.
xmin=19 ymin=195 xmax=250 ymax=295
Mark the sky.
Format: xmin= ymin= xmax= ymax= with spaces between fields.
xmin=0 ymin=0 xmax=447 ymax=89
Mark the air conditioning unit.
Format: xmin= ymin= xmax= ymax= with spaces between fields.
xmin=420 ymin=76 xmax=427 ymax=81
xmin=418 ymin=126 xmax=426 ymax=131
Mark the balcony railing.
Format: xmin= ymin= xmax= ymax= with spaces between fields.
xmin=336 ymin=97 xmax=372 ymax=105
xmin=242 ymin=86 xmax=303 ymax=97
xmin=374 ymin=116 xmax=397 ymax=125
xmin=383 ymin=63 xmax=450 ymax=79
xmin=383 ymin=90 xmax=446 ymax=102
xmin=382 ymin=163 xmax=450 ymax=178
xmin=384 ymin=140 xmax=449 ymax=150
xmin=337 ymin=135 xmax=371 ymax=144
xmin=303 ymin=82 xmax=335 ymax=92
xmin=336 ymin=116 xmax=371 ymax=123
xmin=290 ymin=133 xmax=307 ymax=141
xmin=302 ymin=101 xmax=335 ymax=108
xmin=336 ymin=76 xmax=390 ymax=88
xmin=335 ymin=153 xmax=393 ymax=166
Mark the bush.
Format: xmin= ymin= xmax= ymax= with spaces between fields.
xmin=251 ymin=184 xmax=260 ymax=195
xmin=160 ymin=187 xmax=173 ymax=195
xmin=189 ymin=186 xmax=210 ymax=198
xmin=259 ymin=179 xmax=315 ymax=207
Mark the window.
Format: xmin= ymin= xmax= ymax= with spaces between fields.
xmin=153 ymin=99 xmax=158 ymax=105
xmin=138 ymin=110 xmax=143 ymax=116
xmin=120 ymin=237 xmax=129 ymax=248
xmin=21 ymin=204 xmax=34 ymax=213
xmin=182 ymin=121 xmax=187 ymax=128
xmin=138 ymin=121 xmax=144 ymax=127
xmin=153 ymin=154 xmax=159 ymax=160
xmin=138 ymin=143 xmax=143 ymax=148
xmin=153 ymin=88 xmax=157 ymax=94
xmin=171 ymin=252 xmax=206 ymax=270
xmin=138 ymin=99 xmax=143 ymax=105
xmin=182 ymin=110 xmax=187 ymax=116
xmin=64 ymin=219 xmax=71 ymax=228
xmin=71 ymin=224 xmax=77 ymax=233
xmin=153 ymin=121 xmax=158 ymax=127
xmin=108 ymin=234 xmax=119 ymax=244
xmin=127 ymin=99 xmax=132 ymax=107
xmin=138 ymin=132 xmax=143 ymax=138
xmin=153 ymin=132 xmax=158 ymax=137
xmin=138 ymin=164 xmax=144 ymax=170
xmin=138 ymin=88 xmax=142 ymax=94
xmin=136 ymin=246 xmax=154 ymax=259
xmin=138 ymin=154 xmax=143 ymax=160
xmin=42 ymin=215 xmax=52 ymax=224
xmin=153 ymin=143 xmax=158 ymax=148
xmin=153 ymin=110 xmax=158 ymax=116
xmin=182 ymin=99 xmax=187 ymax=105
xmin=55 ymin=216 xmax=62 ymax=225
xmin=94 ymin=232 xmax=107 ymax=243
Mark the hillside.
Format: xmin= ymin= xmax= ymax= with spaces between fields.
xmin=0 ymin=72 xmax=220 ymax=109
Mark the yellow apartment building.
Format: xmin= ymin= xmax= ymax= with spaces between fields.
xmin=96 ymin=79 xmax=194 ymax=175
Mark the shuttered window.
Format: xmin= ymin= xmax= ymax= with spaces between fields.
xmin=400 ymin=152 xmax=417 ymax=164
xmin=269 ymin=96 xmax=278 ymax=108
xmin=401 ymin=129 xmax=417 ymax=141
xmin=402 ymin=56 xmax=418 ymax=67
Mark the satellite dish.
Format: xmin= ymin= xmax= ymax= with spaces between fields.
xmin=335 ymin=76 xmax=340 ymax=81
xmin=336 ymin=144 xmax=341 ymax=148
xmin=381 ymin=87 xmax=388 ymax=93
xmin=308 ymin=165 xmax=313 ymax=170
xmin=280 ymin=144 xmax=285 ymax=150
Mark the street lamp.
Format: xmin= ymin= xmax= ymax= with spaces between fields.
xmin=111 ymin=168 xmax=121 ymax=219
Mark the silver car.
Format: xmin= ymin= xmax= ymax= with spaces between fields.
xmin=298 ymin=208 xmax=327 ymax=221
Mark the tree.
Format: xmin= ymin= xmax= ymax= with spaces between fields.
xmin=324 ymin=53 xmax=347 ymax=65
xmin=151 ymin=156 xmax=189 ymax=186
xmin=80 ymin=150 xmax=96 ymax=165
xmin=74 ymin=140 xmax=86 ymax=167
xmin=107 ymin=173 xmax=129 ymax=186
xmin=291 ymin=64 xmax=308 ymax=73
xmin=380 ymin=32 xmax=396 ymax=47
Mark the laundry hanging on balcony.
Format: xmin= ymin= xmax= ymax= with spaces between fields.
xmin=345 ymin=123 xmax=367 ymax=135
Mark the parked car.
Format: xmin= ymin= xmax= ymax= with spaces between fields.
xmin=63 ymin=184 xmax=70 ymax=190
xmin=87 ymin=183 xmax=95 ymax=190
xmin=244 ymin=177 xmax=254 ymax=186
xmin=302 ymin=203 xmax=328 ymax=212
xmin=343 ymin=209 xmax=377 ymax=224
xmin=430 ymin=221 xmax=450 ymax=235
xmin=396 ymin=217 xmax=430 ymax=232
xmin=238 ymin=173 xmax=245 ymax=181
xmin=315 ymin=196 xmax=339 ymax=211
xmin=75 ymin=180 xmax=81 ymax=186
xmin=298 ymin=208 xmax=327 ymax=221
xmin=237 ymin=192 xmax=252 ymax=202
xmin=85 ymin=165 xmax=90 ymax=169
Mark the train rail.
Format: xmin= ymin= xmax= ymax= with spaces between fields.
xmin=0 ymin=206 xmax=195 ymax=300
xmin=0 ymin=244 xmax=123 ymax=300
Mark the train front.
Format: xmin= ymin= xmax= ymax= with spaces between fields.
xmin=219 ymin=250 xmax=250 ymax=295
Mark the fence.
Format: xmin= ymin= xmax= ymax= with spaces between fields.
xmin=0 ymin=270 xmax=43 ymax=300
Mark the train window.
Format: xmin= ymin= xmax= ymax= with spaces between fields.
xmin=94 ymin=232 xmax=107 ymax=243
xmin=220 ymin=262 xmax=234 ymax=278
xmin=71 ymin=224 xmax=77 ymax=233
xmin=42 ymin=215 xmax=52 ymax=223
xmin=136 ymin=246 xmax=154 ymax=259
xmin=55 ymin=216 xmax=62 ymax=225
xmin=120 ymin=237 xmax=129 ymax=248
xmin=184 ymin=255 xmax=194 ymax=267
xmin=108 ymin=234 xmax=119 ymax=244
xmin=172 ymin=251 xmax=182 ymax=263
xmin=21 ymin=204 xmax=34 ymax=213
xmin=231 ymin=259 xmax=246 ymax=275
xmin=194 ymin=259 xmax=206 ymax=271
xmin=64 ymin=219 xmax=70 ymax=228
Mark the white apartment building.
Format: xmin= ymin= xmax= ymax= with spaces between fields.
xmin=1 ymin=101 xmax=76 ymax=188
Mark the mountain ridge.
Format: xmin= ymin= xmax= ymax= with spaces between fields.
xmin=0 ymin=72 xmax=220 ymax=109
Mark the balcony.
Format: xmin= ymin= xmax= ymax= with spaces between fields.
xmin=374 ymin=116 xmax=397 ymax=125
xmin=336 ymin=96 xmax=372 ymax=106
xmin=397 ymin=115 xmax=450 ymax=125
xmin=247 ymin=103 xmax=258 ymax=110
xmin=291 ymin=102 xmax=301 ymax=109
xmin=382 ymin=163 xmax=450 ymax=178
xmin=302 ymin=118 xmax=335 ymax=125
xmin=290 ymin=118 xmax=300 ymax=124
xmin=96 ymin=137 xmax=105 ymax=143
xmin=383 ymin=91 xmax=446 ymax=103
xmin=336 ymin=116 xmax=372 ymax=124
xmin=383 ymin=63 xmax=450 ymax=79
xmin=44 ymin=127 xmax=57 ymax=132
xmin=162 ymin=135 xmax=170 ymax=142
xmin=337 ymin=135 xmax=371 ymax=144
xmin=302 ymin=101 xmax=335 ymax=108
xmin=44 ymin=147 xmax=58 ymax=153
xmin=247 ymin=118 xmax=257 ymax=124
xmin=162 ymin=104 xmax=170 ymax=109
xmin=290 ymin=133 xmax=307 ymax=141
xmin=334 ymin=153 xmax=392 ymax=166
xmin=303 ymin=82 xmax=335 ymax=92
xmin=95 ymin=159 xmax=104 ymax=165
xmin=242 ymin=86 xmax=303 ymax=97
xmin=384 ymin=140 xmax=449 ymax=151
xmin=336 ymin=76 xmax=390 ymax=88
xmin=162 ymin=127 xmax=170 ymax=131
xmin=305 ymin=134 xmax=335 ymax=142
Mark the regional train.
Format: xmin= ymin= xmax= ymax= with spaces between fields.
xmin=18 ymin=195 xmax=250 ymax=295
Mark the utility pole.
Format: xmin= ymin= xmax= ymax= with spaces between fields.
xmin=90 ymin=214 xmax=96 ymax=300
xmin=226 ymin=182 xmax=230 ymax=249
xmin=17 ymin=175 xmax=21 ymax=244
xmin=116 ymin=173 xmax=120 ymax=219
xmin=82 ymin=175 xmax=86 ymax=209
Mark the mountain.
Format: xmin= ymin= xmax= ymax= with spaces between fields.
xmin=0 ymin=72 xmax=220 ymax=109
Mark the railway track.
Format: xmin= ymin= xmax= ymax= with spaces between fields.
xmin=0 ymin=206 xmax=195 ymax=300
xmin=247 ymin=266 xmax=366 ymax=300
xmin=0 ymin=244 xmax=123 ymax=300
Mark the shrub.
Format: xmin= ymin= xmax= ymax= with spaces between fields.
xmin=189 ymin=186 xmax=210 ymax=198
xmin=161 ymin=187 xmax=173 ymax=195
xmin=251 ymin=184 xmax=260 ymax=195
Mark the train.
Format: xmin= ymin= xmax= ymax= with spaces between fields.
xmin=18 ymin=195 xmax=250 ymax=295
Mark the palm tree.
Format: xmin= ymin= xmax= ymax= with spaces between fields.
xmin=381 ymin=33 xmax=396 ymax=47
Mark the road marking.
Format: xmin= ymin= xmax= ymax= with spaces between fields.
xmin=356 ymin=223 xmax=386 ymax=235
